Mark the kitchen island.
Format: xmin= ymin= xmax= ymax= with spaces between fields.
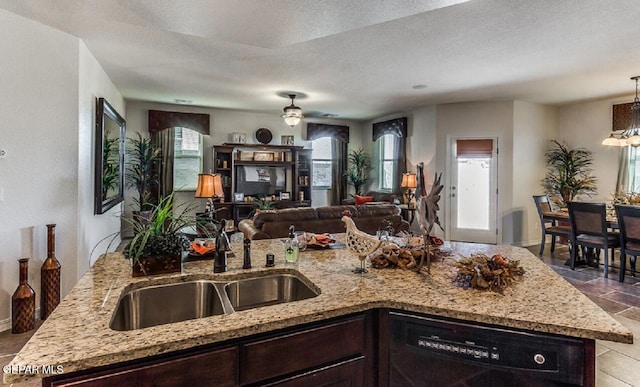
xmin=3 ymin=236 xmax=633 ymax=386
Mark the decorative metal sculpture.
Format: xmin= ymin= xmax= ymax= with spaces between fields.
xmin=414 ymin=162 xmax=444 ymax=273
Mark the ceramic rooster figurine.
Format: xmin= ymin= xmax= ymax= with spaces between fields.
xmin=414 ymin=162 xmax=444 ymax=273
xmin=342 ymin=215 xmax=382 ymax=273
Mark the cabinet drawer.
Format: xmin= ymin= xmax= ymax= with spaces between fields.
xmin=47 ymin=346 xmax=238 ymax=387
xmin=266 ymin=357 xmax=365 ymax=387
xmin=241 ymin=315 xmax=365 ymax=384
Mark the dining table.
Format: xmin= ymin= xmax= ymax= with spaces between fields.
xmin=541 ymin=209 xmax=619 ymax=267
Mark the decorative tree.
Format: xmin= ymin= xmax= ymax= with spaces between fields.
xmin=345 ymin=148 xmax=372 ymax=195
xmin=542 ymin=140 xmax=597 ymax=208
xmin=126 ymin=133 xmax=161 ymax=212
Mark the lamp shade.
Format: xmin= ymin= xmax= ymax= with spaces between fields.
xmin=601 ymin=133 xmax=622 ymax=146
xmin=401 ymin=173 xmax=417 ymax=189
xmin=195 ymin=173 xmax=223 ymax=198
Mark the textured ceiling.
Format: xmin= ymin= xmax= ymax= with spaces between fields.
xmin=2 ymin=0 xmax=640 ymax=120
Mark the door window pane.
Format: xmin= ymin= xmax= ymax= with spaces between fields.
xmin=456 ymin=158 xmax=490 ymax=230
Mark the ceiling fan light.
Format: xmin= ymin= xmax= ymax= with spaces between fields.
xmin=281 ymin=94 xmax=304 ymax=128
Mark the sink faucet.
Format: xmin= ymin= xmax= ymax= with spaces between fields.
xmin=243 ymin=237 xmax=252 ymax=269
xmin=214 ymin=220 xmax=230 ymax=273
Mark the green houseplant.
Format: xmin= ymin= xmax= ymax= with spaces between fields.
xmin=542 ymin=140 xmax=597 ymax=208
xmin=345 ymin=148 xmax=373 ymax=196
xmin=126 ymin=132 xmax=161 ymax=212
xmin=101 ymin=130 xmax=120 ymax=199
xmin=124 ymin=193 xmax=193 ymax=277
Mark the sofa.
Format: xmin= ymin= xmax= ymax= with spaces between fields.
xmin=238 ymin=204 xmax=410 ymax=240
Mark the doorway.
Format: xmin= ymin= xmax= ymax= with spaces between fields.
xmin=448 ymin=137 xmax=498 ymax=244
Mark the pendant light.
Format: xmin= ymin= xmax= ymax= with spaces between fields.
xmin=282 ymin=94 xmax=303 ymax=128
xmin=602 ymin=76 xmax=640 ymax=146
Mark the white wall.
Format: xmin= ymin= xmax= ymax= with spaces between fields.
xmin=513 ymin=101 xmax=557 ymax=246
xmin=78 ymin=41 xmax=126 ymax=268
xmin=556 ymin=96 xmax=631 ymax=203
xmin=0 ymin=10 xmax=124 ymax=328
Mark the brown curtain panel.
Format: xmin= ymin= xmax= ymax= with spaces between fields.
xmin=331 ymin=139 xmax=348 ymax=205
xmin=152 ymin=129 xmax=175 ymax=200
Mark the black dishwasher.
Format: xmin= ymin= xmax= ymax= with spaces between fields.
xmin=389 ymin=311 xmax=590 ymax=387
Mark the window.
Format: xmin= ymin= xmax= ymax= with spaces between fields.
xmin=630 ymin=147 xmax=640 ymax=191
xmin=312 ymin=137 xmax=333 ymax=188
xmin=173 ymin=127 xmax=203 ymax=190
xmin=378 ymin=134 xmax=397 ymax=190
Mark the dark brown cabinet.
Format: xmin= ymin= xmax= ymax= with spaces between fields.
xmin=212 ymin=143 xmax=313 ymax=225
xmin=294 ymin=149 xmax=312 ymax=202
xmin=44 ymin=312 xmax=374 ymax=387
xmin=44 ymin=346 xmax=239 ymax=387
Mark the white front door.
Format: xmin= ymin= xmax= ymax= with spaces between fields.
xmin=449 ymin=137 xmax=498 ymax=244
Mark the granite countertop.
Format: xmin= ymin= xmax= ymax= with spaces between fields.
xmin=4 ymin=237 xmax=633 ymax=384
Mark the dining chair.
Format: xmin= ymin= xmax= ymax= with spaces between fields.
xmin=614 ymin=204 xmax=639 ymax=282
xmin=532 ymin=195 xmax=572 ymax=256
xmin=567 ymin=201 xmax=620 ymax=278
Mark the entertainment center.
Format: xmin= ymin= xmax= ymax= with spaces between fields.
xmin=213 ymin=144 xmax=313 ymax=225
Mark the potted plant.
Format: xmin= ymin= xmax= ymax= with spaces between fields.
xmin=126 ymin=132 xmax=161 ymax=212
xmin=542 ymin=140 xmax=597 ymax=208
xmin=345 ymin=148 xmax=373 ymax=196
xmin=124 ymin=193 xmax=193 ymax=277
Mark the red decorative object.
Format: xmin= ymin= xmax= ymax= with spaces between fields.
xmin=12 ymin=258 xmax=36 ymax=333
xmin=41 ymin=224 xmax=61 ymax=320
xmin=354 ymin=195 xmax=374 ymax=205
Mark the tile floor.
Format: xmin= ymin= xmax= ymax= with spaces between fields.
xmin=1 ymin=243 xmax=639 ymax=386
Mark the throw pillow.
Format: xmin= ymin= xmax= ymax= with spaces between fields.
xmin=354 ymin=195 xmax=374 ymax=206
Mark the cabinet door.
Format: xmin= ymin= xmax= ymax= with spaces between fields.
xmin=267 ymin=357 xmax=365 ymax=387
xmin=45 ymin=346 xmax=238 ymax=387
xmin=240 ymin=315 xmax=366 ymax=385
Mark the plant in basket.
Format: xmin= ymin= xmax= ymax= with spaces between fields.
xmin=123 ymin=193 xmax=194 ymax=277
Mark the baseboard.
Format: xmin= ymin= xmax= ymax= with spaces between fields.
xmin=0 ymin=317 xmax=10 ymax=333
xmin=0 ymin=308 xmax=40 ymax=333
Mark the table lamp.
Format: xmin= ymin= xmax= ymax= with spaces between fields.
xmin=401 ymin=173 xmax=417 ymax=207
xmin=195 ymin=173 xmax=224 ymax=221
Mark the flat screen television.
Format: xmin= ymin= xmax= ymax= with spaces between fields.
xmin=235 ymin=165 xmax=286 ymax=197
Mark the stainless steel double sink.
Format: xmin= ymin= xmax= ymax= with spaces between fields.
xmin=109 ymin=273 xmax=319 ymax=331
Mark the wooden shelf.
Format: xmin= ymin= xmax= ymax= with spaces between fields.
xmin=234 ymin=160 xmax=294 ymax=166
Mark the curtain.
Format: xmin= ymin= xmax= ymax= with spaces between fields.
xmin=617 ymin=146 xmax=633 ymax=193
xmin=152 ymin=129 xmax=175 ymax=200
xmin=331 ymin=139 xmax=348 ymax=205
xmin=391 ymin=136 xmax=406 ymax=193
xmin=307 ymin=123 xmax=350 ymax=204
xmin=372 ymin=117 xmax=407 ymax=194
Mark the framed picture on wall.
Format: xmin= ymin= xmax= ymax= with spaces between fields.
xmin=234 ymin=192 xmax=245 ymax=202
xmin=231 ymin=132 xmax=247 ymax=144
xmin=281 ymin=135 xmax=294 ymax=145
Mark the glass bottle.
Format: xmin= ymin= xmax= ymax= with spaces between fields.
xmin=284 ymin=225 xmax=299 ymax=263
xmin=12 ymin=258 xmax=36 ymax=333
xmin=41 ymin=224 xmax=61 ymax=320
